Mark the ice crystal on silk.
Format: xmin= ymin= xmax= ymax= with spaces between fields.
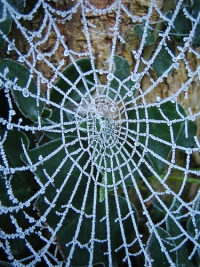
xmin=0 ymin=0 xmax=200 ymax=266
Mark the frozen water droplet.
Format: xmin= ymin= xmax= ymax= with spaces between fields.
xmin=156 ymin=96 xmax=161 ymax=102
xmin=4 ymin=168 xmax=9 ymax=175
xmin=179 ymin=53 xmax=184 ymax=59
xmin=107 ymin=168 xmax=111 ymax=172
xmin=127 ymin=91 xmax=133 ymax=97
xmin=10 ymin=168 xmax=15 ymax=174
xmin=135 ymin=83 xmax=140 ymax=89
xmin=107 ymin=73 xmax=114 ymax=81
xmin=38 ymin=155 xmax=43 ymax=161
xmin=103 ymin=105 xmax=108 ymax=110
xmin=99 ymin=69 xmax=104 ymax=74
xmin=37 ymin=54 xmax=44 ymax=60
xmin=171 ymin=97 xmax=176 ymax=103
xmin=64 ymin=50 xmax=69 ymax=56
xmin=183 ymin=85 xmax=188 ymax=91
xmin=23 ymin=88 xmax=29 ymax=97
xmin=110 ymin=106 xmax=116 ymax=113
xmin=41 ymin=216 xmax=46 ymax=222
xmin=135 ymin=141 xmax=139 ymax=147
xmin=9 ymin=110 xmax=16 ymax=116
xmin=131 ymin=73 xmax=139 ymax=82
xmin=18 ymin=56 xmax=24 ymax=63
xmin=186 ymin=148 xmax=192 ymax=154
xmin=8 ymin=43 xmax=15 ymax=51
xmin=174 ymin=63 xmax=179 ymax=69
xmin=6 ymin=123 xmax=13 ymax=130
xmin=134 ymin=52 xmax=139 ymax=59
xmin=5 ymin=81 xmax=11 ymax=89
xmin=41 ymin=78 xmax=46 ymax=83
xmin=30 ymin=166 xmax=37 ymax=172
xmin=184 ymin=92 xmax=188 ymax=99
xmin=24 ymin=125 xmax=29 ymax=131
xmin=16 ymin=14 xmax=22 ymax=20
xmin=37 ymin=33 xmax=41 ymax=38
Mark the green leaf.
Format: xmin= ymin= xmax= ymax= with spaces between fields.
xmin=41 ymin=108 xmax=52 ymax=119
xmin=0 ymin=59 xmax=44 ymax=122
xmin=152 ymin=46 xmax=174 ymax=77
xmin=95 ymin=144 xmax=140 ymax=191
xmin=42 ymin=108 xmax=77 ymax=139
xmin=191 ymin=0 xmax=200 ymax=19
xmin=148 ymin=227 xmax=176 ymax=266
xmin=0 ymin=261 xmax=13 ymax=267
xmin=56 ymin=195 xmax=137 ymax=266
xmin=6 ymin=0 xmax=26 ymax=12
xmin=104 ymin=55 xmax=137 ymax=100
xmin=0 ymin=2 xmax=12 ymax=51
xmin=0 ymin=130 xmax=36 ymax=202
xmin=134 ymin=24 xmax=155 ymax=46
xmin=191 ymin=0 xmax=200 ymax=48
xmin=187 ymin=204 xmax=200 ymax=264
xmin=166 ymin=199 xmax=197 ymax=266
xmin=129 ymin=102 xmax=197 ymax=175
xmin=166 ymin=6 xmax=192 ymax=44
xmin=50 ymin=58 xmax=95 ymax=106
xmin=0 ymin=130 xmax=29 ymax=169
xmin=0 ymin=130 xmax=40 ymax=256
xmin=192 ymin=23 xmax=200 ymax=48
xmin=21 ymin=137 xmax=137 ymax=265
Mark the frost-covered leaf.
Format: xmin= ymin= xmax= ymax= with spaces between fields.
xmin=6 ymin=0 xmax=26 ymax=12
xmin=129 ymin=102 xmax=197 ymax=174
xmin=134 ymin=24 xmax=155 ymax=46
xmin=41 ymin=108 xmax=76 ymax=139
xmin=187 ymin=204 xmax=200 ymax=264
xmin=0 ymin=130 xmax=36 ymax=201
xmin=0 ymin=130 xmax=39 ymax=256
xmin=152 ymin=47 xmax=174 ymax=77
xmin=95 ymin=144 xmax=140 ymax=191
xmin=191 ymin=0 xmax=200 ymax=19
xmin=21 ymin=137 xmax=137 ymax=265
xmin=0 ymin=2 xmax=12 ymax=51
xmin=148 ymin=227 xmax=176 ymax=266
xmin=166 ymin=200 xmax=197 ymax=266
xmin=192 ymin=23 xmax=200 ymax=48
xmin=0 ymin=59 xmax=44 ymax=122
xmin=104 ymin=55 xmax=137 ymax=99
xmin=166 ymin=6 xmax=192 ymax=44
xmin=50 ymin=58 xmax=95 ymax=106
xmin=41 ymin=108 xmax=52 ymax=119
xmin=191 ymin=0 xmax=200 ymax=48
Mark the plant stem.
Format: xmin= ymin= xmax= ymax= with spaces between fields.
xmin=148 ymin=175 xmax=200 ymax=184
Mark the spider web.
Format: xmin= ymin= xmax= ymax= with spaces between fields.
xmin=0 ymin=0 xmax=200 ymax=266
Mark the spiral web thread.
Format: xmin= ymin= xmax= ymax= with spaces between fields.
xmin=0 ymin=0 xmax=200 ymax=266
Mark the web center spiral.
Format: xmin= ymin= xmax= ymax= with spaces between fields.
xmin=76 ymin=94 xmax=127 ymax=151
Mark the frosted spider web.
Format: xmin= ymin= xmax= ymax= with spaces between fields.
xmin=0 ymin=0 xmax=200 ymax=266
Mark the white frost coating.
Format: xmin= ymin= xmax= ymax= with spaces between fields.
xmin=0 ymin=0 xmax=200 ymax=266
